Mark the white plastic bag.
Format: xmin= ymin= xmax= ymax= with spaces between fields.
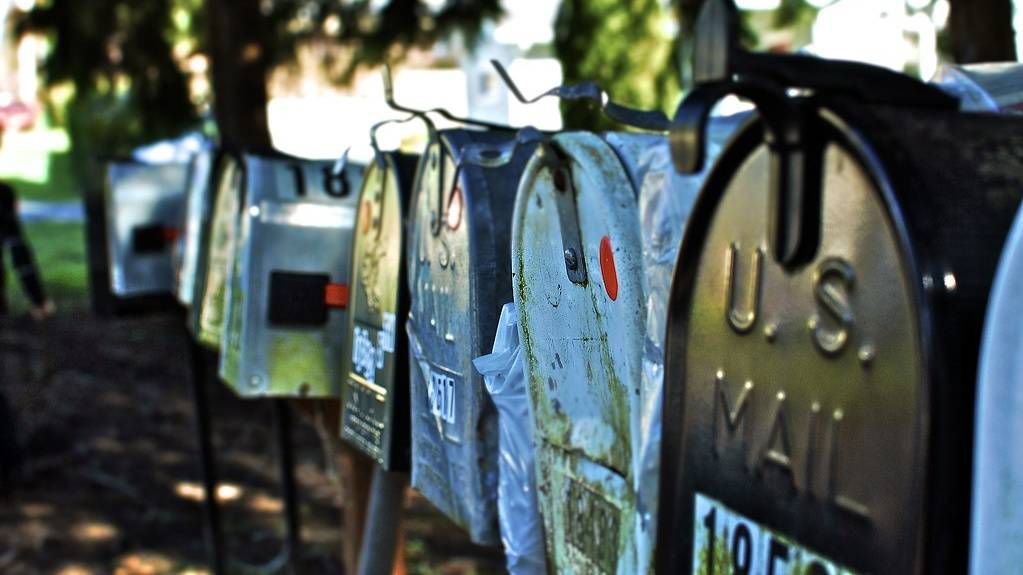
xmin=635 ymin=115 xmax=744 ymax=573
xmin=473 ymin=303 xmax=547 ymax=575
xmin=934 ymin=63 xmax=1023 ymax=113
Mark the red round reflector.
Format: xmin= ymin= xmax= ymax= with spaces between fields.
xmin=600 ymin=235 xmax=618 ymax=301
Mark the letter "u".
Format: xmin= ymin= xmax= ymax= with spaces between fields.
xmin=725 ymin=243 xmax=764 ymax=334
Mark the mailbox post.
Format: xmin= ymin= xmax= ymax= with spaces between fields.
xmin=657 ymin=1 xmax=1023 ymax=573
xmin=188 ymin=150 xmax=337 ymax=574
xmin=182 ymin=151 xmax=242 ymax=575
xmin=406 ymin=129 xmax=529 ymax=544
xmin=337 ymin=148 xmax=418 ymax=575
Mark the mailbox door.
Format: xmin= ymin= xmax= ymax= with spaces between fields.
xmin=512 ymin=132 xmax=646 ymax=574
xmin=235 ymin=156 xmax=361 ymax=397
xmin=175 ymin=148 xmax=214 ymax=307
xmin=196 ymin=155 xmax=243 ymax=350
xmin=971 ymin=205 xmax=1023 ymax=573
xmin=406 ymin=130 xmax=524 ymax=544
xmin=187 ymin=151 xmax=228 ymax=336
xmin=218 ymin=157 xmax=256 ymax=388
xmin=341 ymin=152 xmax=417 ymax=470
xmin=661 ymin=116 xmax=926 ymax=574
xmin=104 ymin=161 xmax=189 ymax=298
xmin=657 ymin=98 xmax=1023 ymax=572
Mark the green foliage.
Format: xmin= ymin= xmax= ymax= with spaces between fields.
xmin=773 ymin=0 xmax=817 ymax=32
xmin=20 ymin=0 xmax=198 ymax=155
xmin=258 ymin=0 xmax=503 ymax=82
xmin=550 ymin=0 xmax=814 ymax=131
xmin=19 ymin=0 xmax=504 ymax=156
xmin=554 ymin=0 xmax=679 ymax=131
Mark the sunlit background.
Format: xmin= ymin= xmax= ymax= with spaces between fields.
xmin=0 ymin=0 xmax=1018 ymax=165
xmin=0 ymin=0 xmax=1012 ymax=313
xmin=0 ymin=1 xmax=1018 ymax=572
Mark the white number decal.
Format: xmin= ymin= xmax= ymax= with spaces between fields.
xmin=693 ymin=494 xmax=856 ymax=575
xmin=353 ymin=326 xmax=386 ymax=383
xmin=427 ymin=370 xmax=456 ymax=425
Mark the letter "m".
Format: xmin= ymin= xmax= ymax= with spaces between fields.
xmin=713 ymin=371 xmax=753 ymax=458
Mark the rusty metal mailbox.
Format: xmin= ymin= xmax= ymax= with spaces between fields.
xmin=174 ymin=147 xmax=214 ymax=308
xmin=195 ymin=153 xmax=243 ymax=350
xmin=340 ymin=151 xmax=420 ymax=470
xmin=656 ymin=2 xmax=1023 ymax=573
xmin=103 ymin=158 xmax=190 ymax=299
xmin=218 ymin=152 xmax=362 ymax=396
xmin=512 ymin=130 xmax=658 ymax=573
xmin=970 ymin=204 xmax=1023 ymax=573
xmin=405 ymin=129 xmax=530 ymax=544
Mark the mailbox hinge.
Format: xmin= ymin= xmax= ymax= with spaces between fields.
xmin=539 ymin=141 xmax=588 ymax=285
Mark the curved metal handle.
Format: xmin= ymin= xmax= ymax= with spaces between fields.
xmin=690 ymin=0 xmax=957 ymax=108
xmin=383 ymin=64 xmax=512 ymax=132
xmin=369 ymin=114 xmax=430 ymax=170
xmin=491 ymin=59 xmax=671 ymax=131
xmin=323 ymin=148 xmax=351 ymax=198
xmin=672 ymin=0 xmax=956 ymax=270
xmin=671 ymin=76 xmax=820 ymax=269
xmin=368 ymin=112 xmax=452 ymax=238
xmin=461 ymin=126 xmax=546 ymax=168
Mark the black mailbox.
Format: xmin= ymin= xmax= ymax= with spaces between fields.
xmin=657 ymin=1 xmax=1023 ymax=573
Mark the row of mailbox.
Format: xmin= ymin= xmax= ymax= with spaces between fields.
xmin=95 ymin=6 xmax=1023 ymax=574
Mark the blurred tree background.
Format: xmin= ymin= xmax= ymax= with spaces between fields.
xmin=18 ymin=0 xmax=200 ymax=177
xmin=16 ymin=0 xmax=502 ymax=173
xmin=13 ymin=0 xmax=1022 ymax=173
xmin=553 ymin=0 xmax=678 ymax=131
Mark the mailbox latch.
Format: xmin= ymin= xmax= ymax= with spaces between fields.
xmin=268 ymin=271 xmax=346 ymax=327
xmin=539 ymin=141 xmax=588 ymax=285
xmin=131 ymin=224 xmax=179 ymax=254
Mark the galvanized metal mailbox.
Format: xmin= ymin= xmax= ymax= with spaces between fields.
xmin=971 ymin=207 xmax=1023 ymax=574
xmin=103 ymin=158 xmax=189 ymax=299
xmin=657 ymin=2 xmax=1023 ymax=573
xmin=340 ymin=151 xmax=420 ymax=470
xmin=406 ymin=129 xmax=530 ymax=544
xmin=512 ymin=130 xmax=659 ymax=573
xmin=196 ymin=153 xmax=243 ymax=350
xmin=174 ymin=147 xmax=214 ymax=308
xmin=217 ymin=151 xmax=362 ymax=397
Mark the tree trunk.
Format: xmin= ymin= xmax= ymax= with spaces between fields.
xmin=205 ymin=0 xmax=272 ymax=150
xmin=949 ymin=0 xmax=1017 ymax=64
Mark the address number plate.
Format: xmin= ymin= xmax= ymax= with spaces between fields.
xmin=693 ymin=494 xmax=855 ymax=575
xmin=427 ymin=367 xmax=457 ymax=425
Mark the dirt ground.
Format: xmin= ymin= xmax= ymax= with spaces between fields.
xmin=0 ymin=310 xmax=505 ymax=574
